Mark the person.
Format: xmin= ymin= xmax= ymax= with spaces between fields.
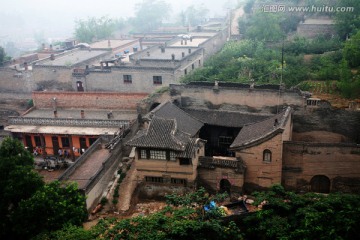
xmin=33 ymin=147 xmax=38 ymax=156
xmin=64 ymin=149 xmax=69 ymax=159
xmin=58 ymin=148 xmax=63 ymax=157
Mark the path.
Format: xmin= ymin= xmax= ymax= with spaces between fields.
xmin=231 ymin=7 xmax=244 ymax=36
xmin=116 ymin=160 xmax=138 ymax=212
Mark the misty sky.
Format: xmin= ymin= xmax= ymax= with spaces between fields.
xmin=0 ymin=0 xmax=236 ymax=43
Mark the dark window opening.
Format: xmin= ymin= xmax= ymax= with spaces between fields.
xmin=145 ymin=176 xmax=164 ymax=183
xmin=263 ymin=149 xmax=272 ymax=163
xmin=171 ymin=178 xmax=187 ymax=186
xmin=153 ymin=76 xmax=162 ymax=85
xmin=123 ymin=75 xmax=132 ymax=83
xmin=34 ymin=136 xmax=41 ymax=146
xmin=89 ymin=138 xmax=97 ymax=145
xmin=61 ymin=137 xmax=70 ymax=148
xmin=179 ymin=158 xmax=191 ymax=165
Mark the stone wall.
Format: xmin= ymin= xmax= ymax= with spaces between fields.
xmin=0 ymin=68 xmax=34 ymax=93
xmin=32 ymin=91 xmax=148 ymax=110
xmin=293 ymin=108 xmax=360 ymax=143
xmin=297 ymin=23 xmax=336 ymax=38
xmin=282 ymin=142 xmax=360 ymax=193
xmin=170 ymin=84 xmax=304 ymax=113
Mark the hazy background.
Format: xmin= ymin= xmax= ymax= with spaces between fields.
xmin=0 ymin=0 xmax=236 ymax=44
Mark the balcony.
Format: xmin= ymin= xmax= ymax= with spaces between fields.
xmin=198 ymin=156 xmax=246 ymax=173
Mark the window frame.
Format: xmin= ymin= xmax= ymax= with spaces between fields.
xmin=263 ymin=149 xmax=272 ymax=163
xmin=123 ymin=74 xmax=132 ymax=84
xmin=153 ymin=76 xmax=162 ymax=85
xmin=61 ymin=136 xmax=70 ymax=148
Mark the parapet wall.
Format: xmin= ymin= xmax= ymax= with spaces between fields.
xmin=32 ymin=91 xmax=148 ymax=110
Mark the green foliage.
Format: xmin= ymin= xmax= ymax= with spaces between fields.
xmin=74 ymin=16 xmax=117 ymax=43
xmin=343 ymin=30 xmax=360 ymax=68
xmin=0 ymin=46 xmax=9 ymax=66
xmin=130 ymin=0 xmax=171 ymax=32
xmin=180 ymin=4 xmax=209 ymax=27
xmin=285 ymin=35 xmax=343 ymax=55
xmin=33 ymin=224 xmax=95 ymax=240
xmin=12 ymin=181 xmax=87 ymax=239
xmin=245 ymin=12 xmax=284 ymax=41
xmin=242 ymin=184 xmax=360 ymax=240
xmin=334 ymin=0 xmax=360 ymax=39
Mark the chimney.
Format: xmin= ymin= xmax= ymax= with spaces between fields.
xmin=42 ymin=43 xmax=45 ymax=50
xmin=50 ymin=54 xmax=55 ymax=60
xmin=182 ymin=52 xmax=185 ymax=58
xmin=54 ymin=110 xmax=58 ymax=118
xmin=171 ymin=54 xmax=175 ymax=61
xmin=24 ymin=62 xmax=28 ymax=70
xmin=50 ymin=44 xmax=53 ymax=50
xmin=147 ymin=51 xmax=150 ymax=56
xmin=107 ymin=111 xmax=113 ymax=119
xmin=184 ymin=40 xmax=187 ymax=45
xmin=274 ymin=118 xmax=279 ymax=127
xmin=133 ymin=47 xmax=138 ymax=52
xmin=181 ymin=40 xmax=184 ymax=45
xmin=81 ymin=110 xmax=85 ymax=119
xmin=190 ymin=37 xmax=193 ymax=42
xmin=161 ymin=46 xmax=165 ymax=53
xmin=108 ymin=39 xmax=111 ymax=47
xmin=188 ymin=48 xmax=191 ymax=54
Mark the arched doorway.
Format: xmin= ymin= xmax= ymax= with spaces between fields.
xmin=311 ymin=175 xmax=330 ymax=193
xmin=219 ymin=179 xmax=231 ymax=195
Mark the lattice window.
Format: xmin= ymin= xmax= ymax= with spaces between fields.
xmin=153 ymin=76 xmax=162 ymax=85
xmin=123 ymin=75 xmax=132 ymax=83
xmin=170 ymin=151 xmax=177 ymax=161
xmin=150 ymin=150 xmax=166 ymax=160
xmin=145 ymin=176 xmax=164 ymax=183
xmin=140 ymin=149 xmax=147 ymax=159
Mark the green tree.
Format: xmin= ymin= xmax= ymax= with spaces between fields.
xmin=0 ymin=137 xmax=44 ymax=239
xmin=335 ymin=0 xmax=360 ymax=39
xmin=12 ymin=181 xmax=87 ymax=239
xmin=343 ymin=30 xmax=360 ymax=68
xmin=181 ymin=4 xmax=209 ymax=27
xmin=242 ymin=184 xmax=360 ymax=240
xmin=74 ymin=16 xmax=117 ymax=43
xmin=130 ymin=0 xmax=171 ymax=32
xmin=245 ymin=12 xmax=284 ymax=42
xmin=0 ymin=46 xmax=11 ymax=66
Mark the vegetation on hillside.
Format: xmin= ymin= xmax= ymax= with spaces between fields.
xmin=34 ymin=185 xmax=360 ymax=240
xmin=181 ymin=0 xmax=360 ymax=99
xmin=0 ymin=138 xmax=87 ymax=239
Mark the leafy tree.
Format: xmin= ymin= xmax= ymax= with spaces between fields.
xmin=242 ymin=184 xmax=360 ymax=240
xmin=0 ymin=46 xmax=7 ymax=66
xmin=335 ymin=0 xmax=360 ymax=39
xmin=180 ymin=4 xmax=209 ymax=27
xmin=0 ymin=137 xmax=44 ymax=239
xmin=12 ymin=181 xmax=87 ymax=239
xmin=74 ymin=16 xmax=117 ymax=43
xmin=130 ymin=0 xmax=171 ymax=32
xmin=245 ymin=12 xmax=284 ymax=42
xmin=343 ymin=30 xmax=360 ymax=68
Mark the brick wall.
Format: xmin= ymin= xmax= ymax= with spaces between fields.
xmin=32 ymin=91 xmax=148 ymax=110
xmin=282 ymin=142 xmax=360 ymax=193
xmin=0 ymin=68 xmax=35 ymax=93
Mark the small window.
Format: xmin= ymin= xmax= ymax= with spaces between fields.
xmin=150 ymin=150 xmax=166 ymax=160
xmin=171 ymin=178 xmax=187 ymax=185
xmin=123 ymin=75 xmax=132 ymax=83
xmin=140 ymin=149 xmax=147 ymax=159
xmin=145 ymin=176 xmax=164 ymax=183
xmin=184 ymin=69 xmax=187 ymax=75
xmin=179 ymin=158 xmax=191 ymax=165
xmin=34 ymin=136 xmax=41 ymax=146
xmin=153 ymin=76 xmax=162 ymax=85
xmin=198 ymin=60 xmax=201 ymax=66
xmin=263 ymin=149 xmax=272 ymax=163
xmin=192 ymin=63 xmax=195 ymax=70
xmin=61 ymin=137 xmax=70 ymax=148
xmin=170 ymin=151 xmax=176 ymax=161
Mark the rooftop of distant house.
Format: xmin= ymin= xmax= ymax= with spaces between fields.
xmin=36 ymin=49 xmax=108 ymax=67
xmin=90 ymin=39 xmax=138 ymax=50
xmin=135 ymin=46 xmax=200 ymax=61
xmin=169 ymin=37 xmax=209 ymax=47
xmin=23 ymin=108 xmax=137 ymax=121
xmin=301 ymin=18 xmax=334 ymax=25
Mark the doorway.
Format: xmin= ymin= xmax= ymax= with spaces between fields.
xmin=220 ymin=178 xmax=231 ymax=195
xmin=79 ymin=137 xmax=87 ymax=154
xmin=52 ymin=136 xmax=59 ymax=156
xmin=311 ymin=175 xmax=331 ymax=193
xmin=25 ymin=135 xmax=33 ymax=152
xmin=76 ymin=81 xmax=84 ymax=92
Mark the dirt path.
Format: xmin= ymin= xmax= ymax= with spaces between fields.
xmin=116 ymin=161 xmax=138 ymax=212
xmin=231 ymin=7 xmax=244 ymax=35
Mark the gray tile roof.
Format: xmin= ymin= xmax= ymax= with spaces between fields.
xmin=183 ymin=109 xmax=269 ymax=128
xmin=147 ymin=101 xmax=203 ymax=136
xmin=230 ymin=107 xmax=292 ymax=149
xmin=127 ymin=116 xmax=193 ymax=152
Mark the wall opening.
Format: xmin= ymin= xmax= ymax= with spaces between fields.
xmin=310 ymin=175 xmax=330 ymax=193
xmin=219 ymin=178 xmax=231 ymax=195
xmin=76 ymin=81 xmax=84 ymax=92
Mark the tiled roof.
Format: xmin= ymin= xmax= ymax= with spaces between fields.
xmin=147 ymin=101 xmax=203 ymax=136
xmin=183 ymin=109 xmax=269 ymax=128
xmin=127 ymin=116 xmax=192 ymax=152
xmin=230 ymin=107 xmax=292 ymax=149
